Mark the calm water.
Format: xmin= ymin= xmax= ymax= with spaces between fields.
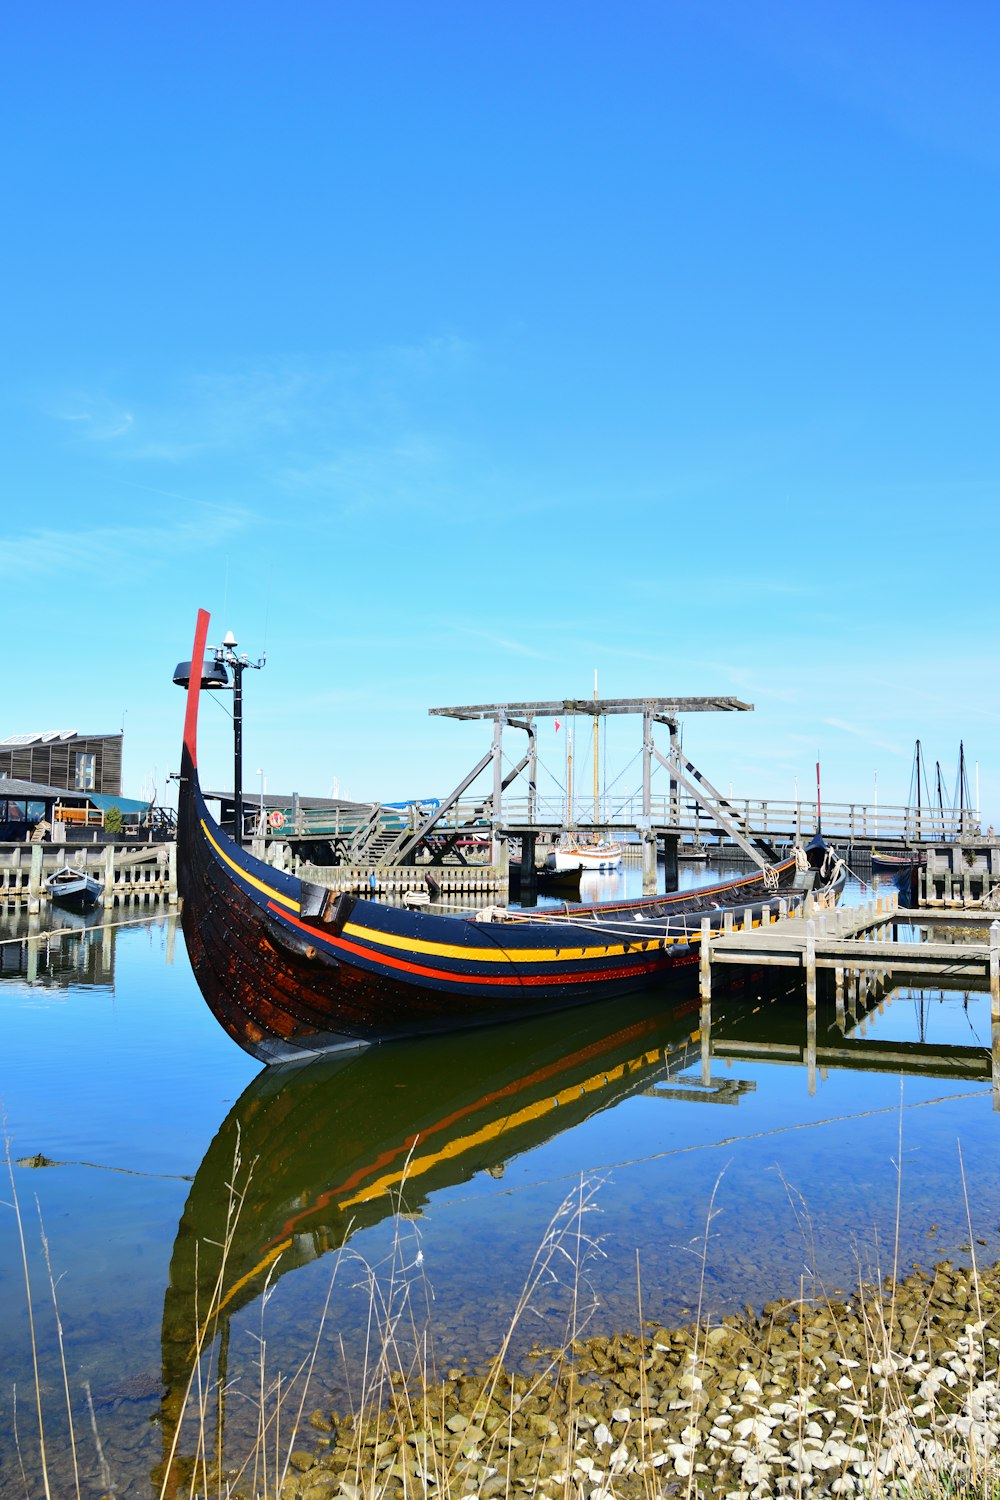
xmin=2 ymin=865 xmax=999 ymax=1495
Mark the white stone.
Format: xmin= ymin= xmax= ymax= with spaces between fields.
xmin=593 ymin=1423 xmax=611 ymax=1448
xmin=611 ymin=1408 xmax=630 ymax=1423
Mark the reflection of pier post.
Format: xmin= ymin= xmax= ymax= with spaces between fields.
xmin=991 ymin=921 xmax=1000 ymax=1112
xmin=699 ymin=918 xmax=712 ymax=1085
xmin=805 ymin=918 xmax=817 ymax=1095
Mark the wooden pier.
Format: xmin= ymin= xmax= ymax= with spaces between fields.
xmin=699 ymin=891 xmax=1000 ymax=1000
xmin=0 ymin=841 xmax=177 ymax=911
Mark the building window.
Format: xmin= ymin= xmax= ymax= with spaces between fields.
xmin=74 ymin=752 xmax=96 ymax=790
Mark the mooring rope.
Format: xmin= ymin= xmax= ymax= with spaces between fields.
xmin=431 ymin=1085 xmax=995 ymax=1208
xmin=0 ymin=910 xmax=175 ymax=948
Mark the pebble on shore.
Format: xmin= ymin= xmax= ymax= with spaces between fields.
xmin=268 ymin=1255 xmax=1000 ymax=1499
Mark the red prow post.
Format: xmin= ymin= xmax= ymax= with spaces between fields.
xmin=183 ymin=609 xmax=212 ymax=769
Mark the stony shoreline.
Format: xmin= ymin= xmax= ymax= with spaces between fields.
xmin=277 ymin=1256 xmax=1000 ymax=1499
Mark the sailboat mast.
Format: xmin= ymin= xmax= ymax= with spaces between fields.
xmin=567 ymin=724 xmax=574 ymax=827
xmin=593 ymin=670 xmax=599 ymax=826
xmin=815 ymin=759 xmax=822 ymax=833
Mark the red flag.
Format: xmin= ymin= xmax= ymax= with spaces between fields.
xmin=554 ymin=719 xmax=561 ymax=732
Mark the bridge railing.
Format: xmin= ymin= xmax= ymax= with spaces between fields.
xmin=445 ymin=795 xmax=975 ymax=844
xmin=259 ymin=793 xmax=977 ymax=848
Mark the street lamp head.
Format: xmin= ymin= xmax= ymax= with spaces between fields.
xmin=172 ymin=659 xmax=230 ymax=690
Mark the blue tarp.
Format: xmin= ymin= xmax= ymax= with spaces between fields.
xmin=85 ymin=792 xmax=154 ymax=816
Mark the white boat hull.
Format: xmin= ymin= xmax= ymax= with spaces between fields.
xmin=551 ymin=842 xmax=623 ymax=872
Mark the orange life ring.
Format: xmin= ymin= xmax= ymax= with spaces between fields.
xmin=269 ymin=809 xmax=285 ymax=829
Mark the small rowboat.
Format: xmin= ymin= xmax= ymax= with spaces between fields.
xmin=177 ymin=610 xmax=845 ymax=1063
xmin=870 ymin=848 xmax=926 ymax=875
xmin=45 ymin=866 xmax=103 ymax=912
xmin=551 ymin=838 xmax=623 ymax=872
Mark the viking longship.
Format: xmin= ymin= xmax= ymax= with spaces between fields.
xmin=177 ymin=610 xmax=842 ymax=1063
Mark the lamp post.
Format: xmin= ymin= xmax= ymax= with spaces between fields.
xmin=216 ymin=631 xmax=264 ymax=847
xmin=172 ymin=629 xmax=264 ymax=848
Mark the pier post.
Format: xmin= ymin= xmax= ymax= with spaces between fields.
xmin=723 ymin=908 xmax=734 ymax=936
xmin=103 ymin=845 xmax=115 ymax=906
xmin=168 ymin=842 xmax=178 ymax=904
xmin=641 ymin=831 xmax=657 ymax=894
xmin=661 ymin=835 xmax=678 ymax=892
xmin=519 ymin=834 xmax=538 ymax=906
xmin=28 ymin=843 xmax=42 ymax=914
xmin=699 ymin=916 xmax=711 ymax=1004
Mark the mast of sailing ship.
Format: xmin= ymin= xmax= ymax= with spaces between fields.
xmin=593 ymin=670 xmax=599 ymax=832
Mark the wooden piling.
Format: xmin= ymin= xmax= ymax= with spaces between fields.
xmin=699 ymin=916 xmax=711 ymax=1004
xmin=28 ymin=843 xmax=42 ymax=914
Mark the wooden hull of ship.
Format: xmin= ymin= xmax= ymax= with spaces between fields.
xmin=177 ymin=610 xmax=826 ymax=1063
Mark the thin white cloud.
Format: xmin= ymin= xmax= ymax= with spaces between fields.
xmin=56 ymin=399 xmax=134 ymax=441
xmin=821 ymin=716 xmax=905 ymax=756
xmin=14 ymin=503 xmax=252 ymax=577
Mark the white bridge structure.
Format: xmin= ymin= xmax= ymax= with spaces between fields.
xmin=263 ymin=696 xmax=975 ymax=892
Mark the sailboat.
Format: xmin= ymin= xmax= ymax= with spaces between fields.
xmin=871 ymin=739 xmax=928 ymax=878
xmin=552 ymin=674 xmax=623 ymax=872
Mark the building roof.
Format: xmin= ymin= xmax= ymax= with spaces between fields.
xmin=1 ymin=731 xmax=77 ymax=747
xmin=0 ymin=777 xmax=92 ymax=803
xmin=203 ymin=789 xmax=372 ymax=812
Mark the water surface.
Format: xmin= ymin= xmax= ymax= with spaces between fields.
xmin=2 ymin=867 xmax=998 ymax=1495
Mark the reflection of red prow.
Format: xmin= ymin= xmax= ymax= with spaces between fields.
xmin=182 ymin=609 xmax=212 ymax=769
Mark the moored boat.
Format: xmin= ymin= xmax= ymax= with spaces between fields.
xmin=870 ymin=848 xmax=927 ymax=876
xmin=177 ymin=610 xmax=845 ymax=1063
xmin=45 ymin=866 xmax=103 ymax=912
xmin=550 ymin=837 xmax=623 ymax=872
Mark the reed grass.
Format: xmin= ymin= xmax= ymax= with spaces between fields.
xmin=7 ymin=1131 xmax=1000 ymax=1500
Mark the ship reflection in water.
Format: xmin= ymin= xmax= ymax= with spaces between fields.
xmin=158 ymin=964 xmax=1000 ymax=1489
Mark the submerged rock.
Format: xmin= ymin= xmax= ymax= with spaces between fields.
xmin=286 ymin=1255 xmax=1000 ymax=1497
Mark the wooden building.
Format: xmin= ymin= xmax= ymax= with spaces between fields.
xmin=0 ymin=731 xmax=123 ymax=796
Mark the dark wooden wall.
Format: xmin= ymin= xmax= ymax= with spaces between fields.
xmin=0 ymin=735 xmax=123 ymax=794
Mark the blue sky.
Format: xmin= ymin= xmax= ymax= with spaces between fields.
xmin=5 ymin=2 xmax=999 ymax=822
